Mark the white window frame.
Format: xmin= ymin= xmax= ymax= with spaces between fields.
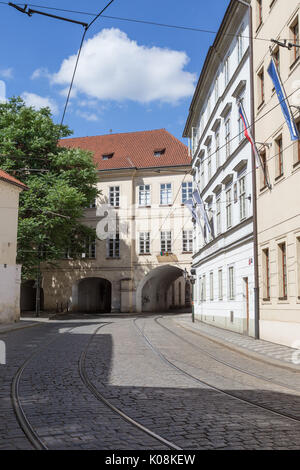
xmin=83 ymin=237 xmax=96 ymax=259
xmin=239 ymin=176 xmax=246 ymax=220
xmin=109 ymin=186 xmax=120 ymax=207
xmin=225 ymin=117 xmax=231 ymax=159
xmin=182 ymin=181 xmax=193 ymax=203
xmin=218 ymin=269 xmax=223 ymax=300
xmin=182 ymin=230 xmax=193 ymax=252
xmin=160 ymin=231 xmax=172 ymax=253
xmin=139 ymin=184 xmax=151 ymax=207
xmin=107 ymin=233 xmax=120 ymax=258
xmin=160 ymin=183 xmax=172 ymax=205
xmin=226 ymin=188 xmax=232 ymax=229
xmin=228 ymin=266 xmax=235 ymax=300
xmin=216 ymin=197 xmax=221 ymax=235
xmin=210 ymin=271 xmax=214 ymax=301
xmin=139 ymin=232 xmax=150 ymax=254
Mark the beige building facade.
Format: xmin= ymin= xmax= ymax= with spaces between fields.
xmin=0 ymin=169 xmax=27 ymax=323
xmin=252 ymin=0 xmax=300 ymax=347
xmin=39 ymin=129 xmax=193 ymax=314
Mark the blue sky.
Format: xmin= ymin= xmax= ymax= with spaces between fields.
xmin=0 ymin=0 xmax=230 ymax=143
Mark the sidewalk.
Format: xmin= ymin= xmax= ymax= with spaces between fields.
xmin=0 ymin=320 xmax=40 ymax=334
xmin=173 ymin=314 xmax=300 ymax=372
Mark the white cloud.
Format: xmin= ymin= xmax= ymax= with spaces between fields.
xmin=51 ymin=28 xmax=196 ymax=104
xmin=21 ymin=92 xmax=58 ymax=115
xmin=31 ymin=67 xmax=51 ymax=80
xmin=0 ymin=68 xmax=13 ymax=79
xmin=76 ymin=110 xmax=99 ymax=121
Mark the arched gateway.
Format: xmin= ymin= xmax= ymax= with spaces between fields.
xmin=72 ymin=277 xmax=112 ymax=313
xmin=136 ymin=265 xmax=184 ymax=313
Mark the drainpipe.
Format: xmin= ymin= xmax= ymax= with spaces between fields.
xmin=127 ymin=159 xmax=137 ymax=314
xmin=237 ymin=0 xmax=260 ymax=339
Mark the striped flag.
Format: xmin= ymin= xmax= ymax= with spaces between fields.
xmin=267 ymin=57 xmax=299 ymax=141
xmin=238 ymin=102 xmax=261 ymax=168
xmin=192 ymin=189 xmax=212 ymax=235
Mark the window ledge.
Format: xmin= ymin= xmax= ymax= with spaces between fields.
xmin=263 ymin=297 xmax=271 ymax=302
xmin=257 ymin=100 xmax=265 ymax=112
xmin=139 ymin=253 xmax=151 ymax=256
xmin=278 ymin=296 xmax=288 ymax=301
xmin=290 ymin=56 xmax=300 ymax=71
xmin=260 ymin=184 xmax=268 ymax=192
xmin=159 ymin=204 xmax=173 ymax=207
xmin=138 ymin=205 xmax=151 ymax=208
xmin=106 ymin=257 xmax=120 ymax=260
xmin=274 ymin=174 xmax=284 ymax=183
xmin=293 ymin=160 xmax=300 ymax=170
xmin=182 ymin=251 xmax=193 ymax=254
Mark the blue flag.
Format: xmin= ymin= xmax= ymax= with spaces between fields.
xmin=267 ymin=58 xmax=299 ymax=141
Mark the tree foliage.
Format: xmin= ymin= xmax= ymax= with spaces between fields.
xmin=0 ymin=97 xmax=99 ymax=278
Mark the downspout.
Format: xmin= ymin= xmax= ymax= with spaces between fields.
xmin=238 ymin=0 xmax=260 ymax=339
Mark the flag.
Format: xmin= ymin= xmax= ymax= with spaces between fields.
xmin=238 ymin=102 xmax=261 ymax=168
xmin=192 ymin=189 xmax=212 ymax=235
xmin=267 ymin=57 xmax=299 ymax=141
xmin=184 ymin=198 xmax=200 ymax=225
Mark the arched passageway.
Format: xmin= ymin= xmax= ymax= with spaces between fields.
xmin=77 ymin=277 xmax=112 ymax=313
xmin=20 ymin=280 xmax=44 ymax=312
xmin=136 ymin=265 xmax=184 ymax=313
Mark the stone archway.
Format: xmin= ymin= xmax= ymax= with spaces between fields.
xmin=72 ymin=277 xmax=112 ymax=313
xmin=136 ymin=265 xmax=184 ymax=313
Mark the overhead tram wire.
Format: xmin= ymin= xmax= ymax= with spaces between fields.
xmin=7 ymin=0 xmax=115 ymax=128
xmin=0 ymin=1 xmax=281 ymax=43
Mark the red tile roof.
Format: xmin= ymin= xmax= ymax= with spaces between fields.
xmin=0 ymin=169 xmax=28 ymax=190
xmin=59 ymin=129 xmax=191 ymax=171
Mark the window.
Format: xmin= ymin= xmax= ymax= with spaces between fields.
xmin=139 ymin=185 xmax=151 ymax=206
xmin=139 ymin=232 xmax=150 ymax=254
xmin=237 ymin=29 xmax=243 ymax=62
xmin=108 ymin=233 xmax=120 ymax=258
xmin=226 ymin=188 xmax=232 ymax=229
xmin=262 ymin=248 xmax=270 ymax=300
xmin=183 ymin=230 xmax=193 ymax=252
xmin=295 ymin=121 xmax=300 ymax=164
xmin=109 ymin=186 xmax=120 ymax=207
xmin=278 ymin=242 xmax=287 ymax=299
xmin=182 ymin=181 xmax=193 ymax=203
xmin=260 ymin=150 xmax=267 ymax=189
xmin=216 ymin=197 xmax=221 ymax=235
xmin=89 ymin=199 xmax=96 ymax=208
xmin=238 ymin=113 xmax=244 ymax=143
xmin=297 ymin=237 xmax=300 ymax=298
xmin=200 ymin=158 xmax=205 ymax=191
xmin=239 ymin=176 xmax=246 ymax=220
xmin=273 ymin=48 xmax=280 ymax=74
xmin=210 ymin=272 xmax=214 ymax=301
xmin=161 ymin=231 xmax=172 ymax=253
xmin=160 ymin=183 xmax=172 ymax=205
xmin=83 ymin=237 xmax=96 ymax=259
xmin=207 ymin=145 xmax=212 ymax=180
xmin=202 ymin=274 xmax=206 ymax=302
xmin=224 ymin=56 xmax=230 ymax=87
xmin=215 ymin=76 xmax=219 ymax=102
xmin=215 ymin=131 xmax=220 ymax=168
xmin=228 ymin=266 xmax=235 ymax=300
xmin=154 ymin=148 xmax=165 ymax=157
xmin=102 ymin=153 xmax=114 ymax=160
xmin=258 ymin=68 xmax=265 ymax=105
xmin=256 ymin=0 xmax=263 ymax=30
xmin=290 ymin=18 xmax=299 ymax=63
xmin=275 ymin=136 xmax=283 ymax=178
xmin=225 ymin=117 xmax=231 ymax=159
xmin=218 ymin=269 xmax=223 ymax=300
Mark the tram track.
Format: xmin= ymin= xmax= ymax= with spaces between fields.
xmin=78 ymin=322 xmax=182 ymax=451
xmin=133 ymin=317 xmax=300 ymax=426
xmin=11 ymin=324 xmax=79 ymax=450
xmin=155 ymin=316 xmax=300 ymax=395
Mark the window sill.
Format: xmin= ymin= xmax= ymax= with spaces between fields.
xmin=139 ymin=253 xmax=151 ymax=256
xmin=260 ymin=184 xmax=268 ymax=192
xmin=159 ymin=204 xmax=173 ymax=207
xmin=106 ymin=257 xmax=120 ymax=260
xmin=293 ymin=160 xmax=300 ymax=170
xmin=278 ymin=296 xmax=288 ymax=301
xmin=274 ymin=173 xmax=284 ymax=184
xmin=138 ymin=205 xmax=151 ymax=208
xmin=263 ymin=297 xmax=271 ymax=302
xmin=182 ymin=251 xmax=193 ymax=254
xmin=290 ymin=55 xmax=300 ymax=71
xmin=257 ymin=100 xmax=265 ymax=112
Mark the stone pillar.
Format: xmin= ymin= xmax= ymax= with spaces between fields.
xmin=111 ymin=279 xmax=121 ymax=313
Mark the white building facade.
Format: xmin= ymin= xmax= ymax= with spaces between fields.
xmin=183 ymin=0 xmax=256 ymax=335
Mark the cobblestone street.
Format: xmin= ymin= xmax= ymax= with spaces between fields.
xmin=1 ymin=314 xmax=300 ymax=450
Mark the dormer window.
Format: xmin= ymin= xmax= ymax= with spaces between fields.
xmin=102 ymin=153 xmax=114 ymax=160
xmin=154 ymin=148 xmax=166 ymax=157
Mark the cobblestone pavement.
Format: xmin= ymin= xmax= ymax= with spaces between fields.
xmin=1 ymin=314 xmax=300 ymax=450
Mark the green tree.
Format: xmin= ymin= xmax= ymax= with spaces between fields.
xmin=0 ymin=97 xmax=99 ymax=279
